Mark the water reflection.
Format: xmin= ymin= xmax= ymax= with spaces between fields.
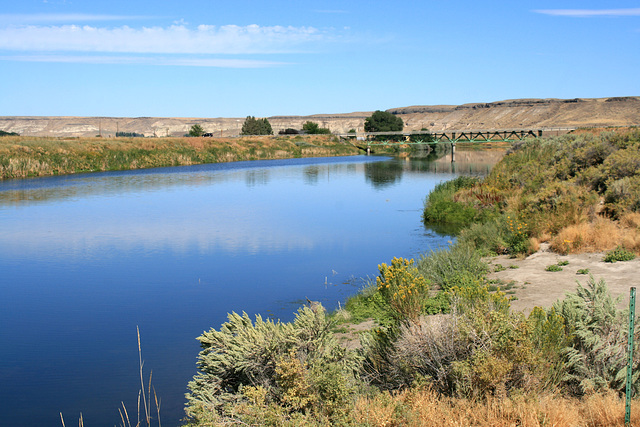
xmin=0 ymin=152 xmax=503 ymax=208
xmin=364 ymin=160 xmax=405 ymax=189
xmin=0 ymin=156 xmax=377 ymax=207
xmin=304 ymin=165 xmax=320 ymax=185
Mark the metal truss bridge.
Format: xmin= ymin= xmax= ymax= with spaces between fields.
xmin=338 ymin=128 xmax=574 ymax=145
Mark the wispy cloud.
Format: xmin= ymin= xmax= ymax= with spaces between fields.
xmin=0 ymin=13 xmax=153 ymax=24
xmin=534 ymin=8 xmax=640 ymax=17
xmin=0 ymin=24 xmax=325 ymax=54
xmin=0 ymin=54 xmax=286 ymax=68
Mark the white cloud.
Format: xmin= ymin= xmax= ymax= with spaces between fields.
xmin=0 ymin=13 xmax=152 ymax=24
xmin=534 ymin=8 xmax=640 ymax=17
xmin=0 ymin=23 xmax=324 ymax=54
xmin=0 ymin=54 xmax=286 ymax=68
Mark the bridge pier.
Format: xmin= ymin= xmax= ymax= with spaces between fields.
xmin=451 ymin=143 xmax=456 ymax=163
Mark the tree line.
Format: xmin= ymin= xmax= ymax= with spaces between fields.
xmin=188 ymin=110 xmax=406 ymax=137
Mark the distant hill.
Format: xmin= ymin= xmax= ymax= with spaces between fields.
xmin=1 ymin=97 xmax=638 ymax=138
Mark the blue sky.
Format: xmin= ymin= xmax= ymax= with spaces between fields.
xmin=1 ymin=1 xmax=639 ymax=117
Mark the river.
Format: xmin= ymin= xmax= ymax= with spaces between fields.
xmin=0 ymin=150 xmax=502 ymax=426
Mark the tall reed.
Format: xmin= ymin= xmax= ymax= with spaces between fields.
xmin=60 ymin=327 xmax=161 ymax=427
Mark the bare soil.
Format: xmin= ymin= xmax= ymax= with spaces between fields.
xmin=334 ymin=319 xmax=376 ymax=350
xmin=487 ymin=243 xmax=640 ymax=313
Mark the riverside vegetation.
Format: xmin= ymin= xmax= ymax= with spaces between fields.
xmin=0 ymin=135 xmax=360 ymax=179
xmin=183 ymin=129 xmax=640 ymax=426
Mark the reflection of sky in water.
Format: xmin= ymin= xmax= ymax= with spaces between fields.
xmin=0 ymin=158 xmax=385 ymax=257
xmin=0 ymin=153 xmax=499 ymax=427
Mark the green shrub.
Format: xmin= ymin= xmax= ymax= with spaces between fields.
xmin=185 ymin=305 xmax=361 ymax=424
xmin=517 ymin=181 xmax=599 ymax=235
xmin=608 ymin=128 xmax=640 ymax=150
xmin=423 ymin=290 xmax=451 ymax=314
xmin=602 ymin=146 xmax=640 ymax=182
xmin=504 ymin=215 xmax=532 ymax=255
xmin=604 ymin=175 xmax=640 ymax=216
xmin=422 ymin=176 xmax=482 ymax=225
xmin=561 ymin=133 xmax=617 ymax=179
xmin=603 ymin=245 xmax=637 ymax=263
xmin=417 ymin=243 xmax=488 ymax=291
xmin=558 ymin=260 xmax=570 ymax=266
xmin=457 ymin=219 xmax=508 ymax=255
xmin=341 ymin=279 xmax=393 ymax=326
xmin=553 ymin=276 xmax=640 ymax=395
xmin=457 ymin=214 xmax=532 ymax=256
xmin=577 ymin=268 xmax=590 ymax=275
xmin=545 ymin=264 xmax=563 ymax=272
xmin=364 ymin=282 xmax=569 ymax=399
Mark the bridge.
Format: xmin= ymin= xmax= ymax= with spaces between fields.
xmin=337 ymin=127 xmax=575 ymax=145
xmin=338 ymin=127 xmax=576 ymax=161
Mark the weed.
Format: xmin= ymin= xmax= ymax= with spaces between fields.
xmin=577 ymin=269 xmax=590 ymax=275
xmin=558 ymin=260 xmax=570 ymax=266
xmin=493 ymin=264 xmax=506 ymax=272
xmin=603 ymin=245 xmax=637 ymax=262
xmin=546 ymin=264 xmax=563 ymax=272
xmin=509 ymin=264 xmax=520 ymax=269
xmin=376 ymin=257 xmax=430 ymax=324
xmin=505 ymin=215 xmax=531 ymax=255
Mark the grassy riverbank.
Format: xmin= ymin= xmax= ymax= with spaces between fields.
xmin=180 ymin=129 xmax=640 ymax=426
xmin=0 ymin=134 xmax=360 ymax=179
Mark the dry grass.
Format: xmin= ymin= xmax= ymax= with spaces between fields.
xmin=60 ymin=327 xmax=161 ymax=427
xmin=353 ymin=387 xmax=640 ymax=426
xmin=550 ymin=215 xmax=640 ymax=255
xmin=529 ymin=237 xmax=541 ymax=253
xmin=620 ymin=212 xmax=640 ymax=229
xmin=0 ymin=135 xmax=359 ymax=179
xmin=550 ymin=218 xmax=622 ymax=254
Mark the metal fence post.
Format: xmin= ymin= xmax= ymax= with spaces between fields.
xmin=626 ymin=286 xmax=636 ymax=425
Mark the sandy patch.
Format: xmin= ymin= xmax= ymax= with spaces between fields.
xmin=334 ymin=319 xmax=376 ymax=350
xmin=487 ymin=244 xmax=640 ymax=313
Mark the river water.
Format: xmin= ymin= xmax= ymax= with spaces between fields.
xmin=0 ymin=151 xmax=501 ymax=426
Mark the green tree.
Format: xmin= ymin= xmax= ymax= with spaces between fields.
xmin=241 ymin=116 xmax=273 ymax=135
xmin=189 ymin=124 xmax=204 ymax=137
xmin=302 ymin=121 xmax=331 ymax=135
xmin=364 ymin=110 xmax=404 ymax=133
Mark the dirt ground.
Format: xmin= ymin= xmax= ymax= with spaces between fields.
xmin=487 ymin=243 xmax=640 ymax=313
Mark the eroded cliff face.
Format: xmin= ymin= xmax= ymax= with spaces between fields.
xmin=1 ymin=97 xmax=638 ymax=138
xmin=389 ymin=97 xmax=640 ymax=131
